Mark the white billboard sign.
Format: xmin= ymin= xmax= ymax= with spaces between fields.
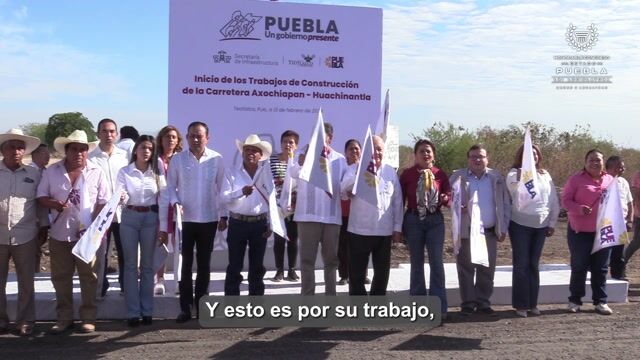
xmin=169 ymin=0 xmax=382 ymax=163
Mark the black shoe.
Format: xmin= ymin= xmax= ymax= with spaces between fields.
xmin=141 ymin=316 xmax=153 ymax=325
xmin=286 ymin=269 xmax=299 ymax=281
xmin=460 ymin=307 xmax=475 ymax=316
xmin=101 ymin=281 xmax=110 ymax=297
xmin=337 ymin=278 xmax=348 ymax=285
xmin=364 ymin=277 xmax=371 ymax=285
xmin=272 ymin=270 xmax=284 ymax=282
xmin=478 ymin=307 xmax=497 ymax=316
xmin=176 ymin=312 xmax=191 ymax=323
xmin=127 ymin=318 xmax=140 ymax=328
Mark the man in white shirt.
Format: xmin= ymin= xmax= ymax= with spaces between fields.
xmin=449 ymin=145 xmax=510 ymax=316
xmin=342 ymin=135 xmax=403 ymax=295
xmin=88 ymin=118 xmax=129 ymax=297
xmin=29 ymin=144 xmax=50 ymax=172
xmin=221 ymin=134 xmax=272 ymax=296
xmin=116 ymin=125 xmax=139 ymax=162
xmin=37 ymin=130 xmax=109 ymax=334
xmin=605 ymin=156 xmax=633 ymax=280
xmin=160 ymin=122 xmax=226 ymax=323
xmin=294 ymin=122 xmax=348 ymax=295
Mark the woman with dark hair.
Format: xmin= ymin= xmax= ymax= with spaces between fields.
xmin=116 ymin=135 xmax=165 ymax=327
xmin=562 ymin=149 xmax=615 ymax=315
xmin=506 ymin=143 xmax=559 ymax=317
xmin=337 ymin=139 xmax=362 ymax=285
xmin=400 ymin=139 xmax=450 ymax=317
xmin=154 ymin=125 xmax=183 ymax=295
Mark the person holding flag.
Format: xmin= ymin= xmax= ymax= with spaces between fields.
xmin=604 ymin=156 xmax=633 ymax=281
xmin=506 ymin=140 xmax=559 ymax=317
xmin=221 ymin=134 xmax=273 ymax=296
xmin=337 ymin=138 xmax=361 ymax=286
xmin=561 ymin=149 xmax=615 ymax=315
xmin=37 ymin=130 xmax=109 ymax=334
xmin=449 ymin=144 xmax=510 ymax=316
xmin=160 ymin=122 xmax=226 ymax=323
xmin=342 ymin=133 xmax=402 ymax=295
xmin=293 ymin=115 xmax=348 ymax=296
xmin=154 ymin=125 xmax=184 ymax=296
xmin=269 ymin=130 xmax=300 ymax=282
xmin=401 ymin=139 xmax=451 ymax=316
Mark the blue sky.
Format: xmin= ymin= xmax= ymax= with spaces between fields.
xmin=1 ymin=0 xmax=639 ymax=147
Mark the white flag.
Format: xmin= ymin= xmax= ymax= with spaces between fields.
xmin=374 ymin=89 xmax=390 ymax=141
xmin=278 ymin=150 xmax=296 ymax=217
xmin=450 ymin=177 xmax=462 ymax=255
xmin=517 ymin=127 xmax=543 ymax=211
xmin=173 ymin=203 xmax=183 ymax=283
xmin=592 ymin=179 xmax=629 ymax=254
xmin=352 ymin=126 xmax=380 ymax=207
xmin=299 ymin=109 xmax=333 ymax=197
xmin=72 ymin=191 xmax=120 ymax=264
xmin=254 ymin=162 xmax=288 ymax=240
xmin=469 ymin=191 xmax=489 ymax=267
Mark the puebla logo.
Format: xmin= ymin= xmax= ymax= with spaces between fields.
xmin=220 ymin=10 xmax=262 ymax=40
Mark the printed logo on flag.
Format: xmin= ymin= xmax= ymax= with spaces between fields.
xmin=220 ymin=11 xmax=263 ymax=41
xmin=522 ymin=170 xmax=537 ymax=199
xmin=319 ymin=146 xmax=330 ymax=173
xmin=364 ymin=160 xmax=378 ymax=187
xmin=599 ymin=218 xmax=615 ymax=246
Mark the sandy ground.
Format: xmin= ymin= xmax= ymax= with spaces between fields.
xmin=3 ymin=213 xmax=640 ymax=358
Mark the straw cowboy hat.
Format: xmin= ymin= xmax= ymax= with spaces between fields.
xmin=235 ymin=134 xmax=272 ymax=161
xmin=0 ymin=128 xmax=41 ymax=154
xmin=53 ymin=130 xmax=98 ymax=154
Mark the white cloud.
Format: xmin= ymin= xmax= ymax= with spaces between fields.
xmin=0 ymin=4 xmax=133 ymax=127
xmin=373 ymin=1 xmax=640 ymax=147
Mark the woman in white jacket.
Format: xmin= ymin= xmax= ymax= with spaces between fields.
xmin=506 ymin=144 xmax=559 ymax=318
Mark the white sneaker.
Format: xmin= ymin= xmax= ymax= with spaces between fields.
xmin=154 ymin=278 xmax=166 ymax=296
xmin=595 ymin=303 xmax=613 ymax=315
xmin=515 ymin=310 xmax=528 ymax=318
xmin=568 ymin=302 xmax=580 ymax=313
xmin=529 ymin=308 xmax=541 ymax=316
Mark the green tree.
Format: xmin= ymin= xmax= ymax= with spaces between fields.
xmin=44 ymin=112 xmax=96 ymax=150
xmin=20 ymin=123 xmax=48 ymax=143
xmin=398 ymin=144 xmax=413 ymax=170
xmin=411 ymin=122 xmax=477 ymax=174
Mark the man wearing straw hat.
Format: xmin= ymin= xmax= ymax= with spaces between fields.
xmin=37 ymin=130 xmax=110 ymax=334
xmin=0 ymin=128 xmax=47 ymax=336
xmin=221 ymin=134 xmax=273 ymax=296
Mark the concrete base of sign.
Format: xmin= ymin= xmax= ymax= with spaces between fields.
xmin=3 ymin=263 xmax=628 ymax=321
